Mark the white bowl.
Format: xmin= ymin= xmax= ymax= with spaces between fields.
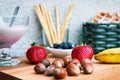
xmin=46 ymin=47 xmax=73 ymax=58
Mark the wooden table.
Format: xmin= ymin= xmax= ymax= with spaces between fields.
xmin=0 ymin=54 xmax=120 ymax=80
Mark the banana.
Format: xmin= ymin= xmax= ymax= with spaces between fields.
xmin=94 ymin=48 xmax=120 ymax=63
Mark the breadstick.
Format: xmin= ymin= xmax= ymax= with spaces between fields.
xmin=55 ymin=6 xmax=60 ymax=43
xmin=34 ymin=5 xmax=52 ymax=46
xmin=40 ymin=4 xmax=55 ymax=45
xmin=40 ymin=4 xmax=48 ymax=26
xmin=47 ymin=11 xmax=57 ymax=43
xmin=60 ymin=4 xmax=75 ymax=43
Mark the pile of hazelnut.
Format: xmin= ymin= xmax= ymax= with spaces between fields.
xmin=34 ymin=58 xmax=94 ymax=79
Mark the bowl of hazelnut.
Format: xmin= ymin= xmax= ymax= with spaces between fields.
xmin=46 ymin=42 xmax=74 ymax=58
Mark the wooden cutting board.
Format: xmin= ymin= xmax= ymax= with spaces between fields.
xmin=0 ymin=54 xmax=120 ymax=80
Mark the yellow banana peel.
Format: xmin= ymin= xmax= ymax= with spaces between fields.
xmin=94 ymin=48 xmax=120 ymax=63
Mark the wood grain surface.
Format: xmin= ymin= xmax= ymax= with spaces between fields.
xmin=0 ymin=54 xmax=120 ymax=80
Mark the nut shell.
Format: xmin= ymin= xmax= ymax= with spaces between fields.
xmin=66 ymin=63 xmax=80 ymax=76
xmin=52 ymin=59 xmax=64 ymax=68
xmin=71 ymin=59 xmax=81 ymax=68
xmin=44 ymin=65 xmax=55 ymax=76
xmin=81 ymin=58 xmax=94 ymax=74
xmin=34 ymin=63 xmax=46 ymax=74
xmin=71 ymin=58 xmax=80 ymax=64
xmin=63 ymin=58 xmax=71 ymax=67
xmin=53 ymin=67 xmax=67 ymax=79
xmin=41 ymin=59 xmax=50 ymax=67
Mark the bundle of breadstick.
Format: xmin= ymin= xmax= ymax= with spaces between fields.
xmin=34 ymin=4 xmax=74 ymax=46
xmin=92 ymin=12 xmax=120 ymax=23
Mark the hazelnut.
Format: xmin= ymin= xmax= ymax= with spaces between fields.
xmin=71 ymin=59 xmax=81 ymax=69
xmin=44 ymin=65 xmax=55 ymax=76
xmin=53 ymin=67 xmax=67 ymax=79
xmin=66 ymin=63 xmax=80 ymax=76
xmin=52 ymin=59 xmax=64 ymax=68
xmin=41 ymin=59 xmax=50 ymax=67
xmin=75 ymin=62 xmax=81 ymax=70
xmin=81 ymin=58 xmax=94 ymax=74
xmin=34 ymin=63 xmax=46 ymax=74
xmin=71 ymin=58 xmax=80 ymax=64
xmin=63 ymin=58 xmax=71 ymax=67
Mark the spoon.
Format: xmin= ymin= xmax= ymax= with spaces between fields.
xmin=10 ymin=6 xmax=20 ymax=27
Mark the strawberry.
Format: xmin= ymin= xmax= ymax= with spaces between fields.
xmin=26 ymin=46 xmax=47 ymax=64
xmin=71 ymin=45 xmax=94 ymax=63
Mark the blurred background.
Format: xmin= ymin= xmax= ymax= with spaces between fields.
xmin=0 ymin=0 xmax=120 ymax=57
